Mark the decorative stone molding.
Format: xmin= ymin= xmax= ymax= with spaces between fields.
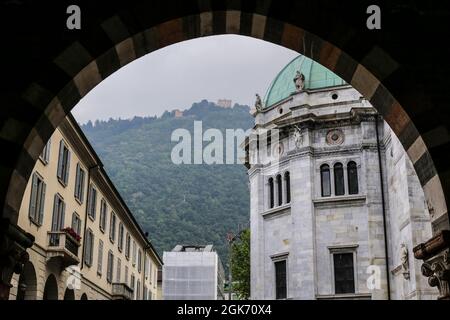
xmin=293 ymin=71 xmax=305 ymax=91
xmin=0 ymin=219 xmax=35 ymax=300
xmin=414 ymin=230 xmax=450 ymax=300
xmin=293 ymin=125 xmax=303 ymax=149
xmin=254 ymin=93 xmax=262 ymax=113
xmin=326 ymin=129 xmax=345 ymax=145
xmin=400 ymin=243 xmax=410 ymax=280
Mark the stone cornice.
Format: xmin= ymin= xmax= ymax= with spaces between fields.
xmin=312 ymin=195 xmax=367 ymax=208
xmin=262 ymin=204 xmax=291 ymax=220
xmin=414 ymin=230 xmax=450 ymax=260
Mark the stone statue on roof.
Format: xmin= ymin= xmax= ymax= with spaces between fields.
xmin=255 ymin=93 xmax=263 ymax=113
xmin=294 ymin=70 xmax=306 ymax=91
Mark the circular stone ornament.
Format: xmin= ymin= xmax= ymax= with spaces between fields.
xmin=326 ymin=129 xmax=345 ymax=145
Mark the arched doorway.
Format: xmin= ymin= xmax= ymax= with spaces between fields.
xmin=80 ymin=293 xmax=88 ymax=300
xmin=1 ymin=1 xmax=449 ymax=299
xmin=16 ymin=262 xmax=37 ymax=300
xmin=63 ymin=288 xmax=75 ymax=300
xmin=43 ymin=275 xmax=58 ymax=300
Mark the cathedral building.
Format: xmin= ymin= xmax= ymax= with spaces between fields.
xmin=246 ymin=55 xmax=438 ymax=300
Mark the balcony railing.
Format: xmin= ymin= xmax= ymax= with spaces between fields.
xmin=112 ymin=283 xmax=134 ymax=300
xmin=47 ymin=231 xmax=80 ymax=267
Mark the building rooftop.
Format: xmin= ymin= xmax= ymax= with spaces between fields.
xmin=263 ymin=55 xmax=346 ymax=108
xmin=171 ymin=244 xmax=215 ymax=252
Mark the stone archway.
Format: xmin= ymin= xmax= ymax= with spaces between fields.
xmin=1 ymin=0 xmax=449 ymax=299
xmin=15 ymin=262 xmax=37 ymax=300
xmin=63 ymin=287 xmax=75 ymax=300
xmin=43 ymin=275 xmax=58 ymax=300
xmin=80 ymin=293 xmax=88 ymax=300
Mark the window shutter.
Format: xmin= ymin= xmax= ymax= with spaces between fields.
xmin=84 ymin=231 xmax=91 ymax=265
xmin=104 ymin=202 xmax=108 ymax=230
xmin=87 ymin=231 xmax=93 ymax=265
xmin=45 ymin=138 xmax=51 ymax=162
xmin=60 ymin=200 xmax=66 ymax=230
xmin=88 ymin=186 xmax=93 ymax=217
xmin=92 ymin=188 xmax=96 ymax=219
xmin=52 ymin=194 xmax=60 ymax=232
xmin=79 ymin=169 xmax=85 ymax=203
xmin=117 ymin=258 xmax=121 ymax=283
xmin=28 ymin=173 xmax=38 ymax=221
xmin=38 ymin=181 xmax=46 ymax=225
xmin=57 ymin=140 xmax=64 ymax=179
xmin=71 ymin=212 xmax=77 ymax=230
xmin=98 ymin=240 xmax=103 ymax=275
xmin=64 ymin=149 xmax=71 ymax=184
xmin=74 ymin=163 xmax=80 ymax=198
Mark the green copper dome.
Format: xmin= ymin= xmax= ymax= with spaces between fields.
xmin=263 ymin=55 xmax=346 ymax=108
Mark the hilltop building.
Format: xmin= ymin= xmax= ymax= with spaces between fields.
xmin=217 ymin=99 xmax=232 ymax=108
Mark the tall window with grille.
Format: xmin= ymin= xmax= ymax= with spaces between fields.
xmin=333 ymin=252 xmax=355 ymax=294
xmin=285 ymin=172 xmax=291 ymax=203
xmin=334 ymin=163 xmax=345 ymax=196
xmin=275 ymin=260 xmax=287 ymax=299
xmin=320 ymin=164 xmax=331 ymax=197
xmin=268 ymin=177 xmax=274 ymax=208
xmin=276 ymin=174 xmax=282 ymax=206
xmin=347 ymin=161 xmax=359 ymax=195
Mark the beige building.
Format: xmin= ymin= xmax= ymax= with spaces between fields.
xmin=8 ymin=114 xmax=163 ymax=300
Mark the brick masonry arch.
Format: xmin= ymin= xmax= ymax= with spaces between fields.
xmin=1 ymin=1 xmax=450 ymax=290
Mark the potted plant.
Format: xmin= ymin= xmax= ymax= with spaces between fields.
xmin=62 ymin=227 xmax=82 ymax=243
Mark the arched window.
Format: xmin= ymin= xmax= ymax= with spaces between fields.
xmin=285 ymin=172 xmax=291 ymax=203
xmin=321 ymin=164 xmax=331 ymax=197
xmin=276 ymin=174 xmax=283 ymax=206
xmin=334 ymin=163 xmax=345 ymax=196
xmin=348 ymin=161 xmax=359 ymax=194
xmin=268 ymin=178 xmax=274 ymax=209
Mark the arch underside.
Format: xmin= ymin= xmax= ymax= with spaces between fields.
xmin=1 ymin=0 xmax=449 ymax=234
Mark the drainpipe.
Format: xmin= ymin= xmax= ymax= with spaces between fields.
xmin=375 ymin=115 xmax=391 ymax=300
xmin=80 ymin=165 xmax=98 ymax=270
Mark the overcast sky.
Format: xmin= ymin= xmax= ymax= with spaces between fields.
xmin=72 ymin=35 xmax=298 ymax=124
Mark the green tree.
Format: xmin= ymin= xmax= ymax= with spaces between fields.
xmin=231 ymin=229 xmax=250 ymax=299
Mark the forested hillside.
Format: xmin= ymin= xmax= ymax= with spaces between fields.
xmin=80 ymin=100 xmax=253 ymax=268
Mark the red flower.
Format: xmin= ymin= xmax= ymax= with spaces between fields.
xmin=62 ymin=227 xmax=82 ymax=242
